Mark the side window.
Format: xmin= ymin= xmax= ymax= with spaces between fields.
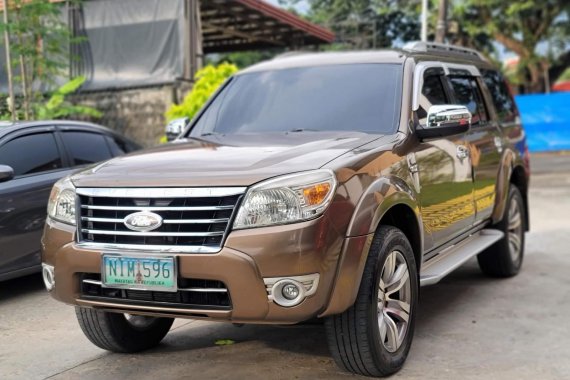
xmin=105 ymin=136 xmax=138 ymax=156
xmin=0 ymin=133 xmax=62 ymax=176
xmin=418 ymin=70 xmax=448 ymax=124
xmin=448 ymin=76 xmax=488 ymax=126
xmin=60 ymin=131 xmax=112 ymax=166
xmin=481 ymin=69 xmax=518 ymax=123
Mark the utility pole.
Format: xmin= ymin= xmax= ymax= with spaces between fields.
xmin=421 ymin=0 xmax=428 ymax=42
xmin=2 ymin=0 xmax=16 ymax=121
xmin=435 ymin=0 xmax=448 ymax=43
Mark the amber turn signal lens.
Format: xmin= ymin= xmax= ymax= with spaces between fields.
xmin=302 ymin=183 xmax=331 ymax=206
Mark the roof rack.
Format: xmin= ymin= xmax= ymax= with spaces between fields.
xmin=402 ymin=41 xmax=487 ymax=62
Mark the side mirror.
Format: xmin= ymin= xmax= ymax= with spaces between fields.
xmin=0 ymin=165 xmax=14 ymax=183
xmin=165 ymin=117 xmax=189 ymax=142
xmin=416 ymin=105 xmax=472 ymax=140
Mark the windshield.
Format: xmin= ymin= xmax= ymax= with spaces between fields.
xmin=188 ymin=63 xmax=402 ymax=136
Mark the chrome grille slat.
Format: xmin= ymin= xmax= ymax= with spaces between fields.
xmin=81 ymin=217 xmax=230 ymax=224
xmin=81 ymin=229 xmax=224 ymax=237
xmin=77 ymin=187 xmax=243 ymax=252
xmin=81 ymin=205 xmax=234 ymax=211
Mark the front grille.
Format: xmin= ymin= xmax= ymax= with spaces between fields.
xmin=76 ymin=188 xmax=244 ymax=251
xmin=80 ymin=273 xmax=232 ymax=310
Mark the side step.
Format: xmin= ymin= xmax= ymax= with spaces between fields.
xmin=420 ymin=229 xmax=504 ymax=286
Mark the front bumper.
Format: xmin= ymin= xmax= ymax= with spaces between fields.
xmin=42 ymin=214 xmax=364 ymax=324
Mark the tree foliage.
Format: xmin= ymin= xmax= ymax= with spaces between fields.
xmin=35 ymin=76 xmax=101 ymax=120
xmin=0 ymin=0 xmax=97 ymax=119
xmin=452 ymin=0 xmax=570 ymax=92
xmin=166 ymin=63 xmax=238 ymax=122
xmin=281 ymin=0 xmax=421 ymax=49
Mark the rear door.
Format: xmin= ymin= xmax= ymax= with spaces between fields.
xmin=58 ymin=129 xmax=114 ymax=166
xmin=447 ymin=75 xmax=502 ymax=223
xmin=0 ymin=129 xmax=70 ymax=277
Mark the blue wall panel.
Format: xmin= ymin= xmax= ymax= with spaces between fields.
xmin=516 ymin=93 xmax=570 ymax=152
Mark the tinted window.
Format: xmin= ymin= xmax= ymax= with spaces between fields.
xmin=106 ymin=136 xmax=137 ymax=156
xmin=418 ymin=74 xmax=448 ymax=122
xmin=449 ymin=77 xmax=488 ymax=125
xmin=481 ymin=69 xmax=518 ymax=123
xmin=61 ymin=132 xmax=112 ymax=166
xmin=190 ymin=64 xmax=403 ymax=135
xmin=0 ymin=133 xmax=62 ymax=176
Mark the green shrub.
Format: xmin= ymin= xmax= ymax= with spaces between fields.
xmin=35 ymin=76 xmax=102 ymax=120
xmin=166 ymin=63 xmax=238 ymax=122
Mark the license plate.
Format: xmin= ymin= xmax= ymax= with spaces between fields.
xmin=101 ymin=255 xmax=177 ymax=292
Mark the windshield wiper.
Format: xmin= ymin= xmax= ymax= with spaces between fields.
xmin=287 ymin=128 xmax=319 ymax=133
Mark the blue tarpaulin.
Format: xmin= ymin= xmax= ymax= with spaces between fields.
xmin=516 ymin=92 xmax=570 ymax=152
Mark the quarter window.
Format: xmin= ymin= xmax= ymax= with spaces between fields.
xmin=61 ymin=131 xmax=112 ymax=166
xmin=0 ymin=133 xmax=62 ymax=176
xmin=449 ymin=77 xmax=488 ymax=125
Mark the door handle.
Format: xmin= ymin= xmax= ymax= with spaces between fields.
xmin=456 ymin=145 xmax=470 ymax=160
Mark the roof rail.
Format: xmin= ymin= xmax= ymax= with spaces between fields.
xmin=402 ymin=41 xmax=487 ymax=62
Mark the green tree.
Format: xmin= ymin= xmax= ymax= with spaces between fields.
xmin=35 ymin=76 xmax=101 ymax=120
xmin=280 ymin=0 xmax=421 ymax=49
xmin=166 ymin=63 xmax=238 ymax=121
xmin=0 ymin=0 xmax=92 ymax=120
xmin=452 ymin=0 xmax=570 ymax=93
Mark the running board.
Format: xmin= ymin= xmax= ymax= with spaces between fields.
xmin=420 ymin=229 xmax=504 ymax=286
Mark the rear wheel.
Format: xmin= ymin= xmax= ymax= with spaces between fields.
xmin=76 ymin=307 xmax=174 ymax=353
xmin=325 ymin=225 xmax=418 ymax=377
xmin=478 ymin=185 xmax=525 ymax=277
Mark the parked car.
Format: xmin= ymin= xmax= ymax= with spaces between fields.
xmin=0 ymin=121 xmax=140 ymax=281
xmin=42 ymin=42 xmax=529 ymax=377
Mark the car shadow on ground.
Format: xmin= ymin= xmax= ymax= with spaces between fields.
xmin=0 ymin=273 xmax=44 ymax=302
xmin=133 ymin=259 xmax=502 ymax=362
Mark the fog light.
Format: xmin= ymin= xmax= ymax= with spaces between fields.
xmin=282 ymin=283 xmax=300 ymax=300
xmin=42 ymin=264 xmax=55 ymax=292
xmin=264 ymin=274 xmax=320 ymax=308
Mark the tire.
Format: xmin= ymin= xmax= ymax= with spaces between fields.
xmin=477 ymin=185 xmax=526 ymax=277
xmin=325 ymin=225 xmax=418 ymax=377
xmin=75 ymin=307 xmax=174 ymax=353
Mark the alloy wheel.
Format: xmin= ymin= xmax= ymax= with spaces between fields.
xmin=507 ymin=197 xmax=523 ymax=264
xmin=378 ymin=250 xmax=412 ymax=353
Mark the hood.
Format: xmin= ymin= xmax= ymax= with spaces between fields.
xmin=71 ymin=132 xmax=380 ymax=188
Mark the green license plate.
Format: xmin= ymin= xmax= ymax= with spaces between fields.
xmin=102 ymin=255 xmax=177 ymax=292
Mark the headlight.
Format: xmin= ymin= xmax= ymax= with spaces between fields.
xmin=233 ymin=170 xmax=337 ymax=229
xmin=47 ymin=177 xmax=76 ymax=225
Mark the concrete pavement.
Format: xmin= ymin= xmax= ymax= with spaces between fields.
xmin=1 ymin=154 xmax=569 ymax=380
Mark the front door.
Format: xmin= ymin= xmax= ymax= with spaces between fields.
xmin=414 ymin=68 xmax=476 ymax=250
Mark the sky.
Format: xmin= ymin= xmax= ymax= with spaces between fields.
xmin=267 ymin=0 xmax=309 ymax=13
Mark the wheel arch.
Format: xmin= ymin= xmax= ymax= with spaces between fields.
xmin=321 ymin=178 xmax=423 ymax=317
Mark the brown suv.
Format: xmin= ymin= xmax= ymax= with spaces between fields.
xmin=42 ymin=42 xmax=529 ymax=377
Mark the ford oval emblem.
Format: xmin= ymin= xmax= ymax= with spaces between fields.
xmin=123 ymin=211 xmax=163 ymax=232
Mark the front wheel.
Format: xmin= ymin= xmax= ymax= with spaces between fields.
xmin=325 ymin=225 xmax=418 ymax=377
xmin=76 ymin=307 xmax=174 ymax=353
